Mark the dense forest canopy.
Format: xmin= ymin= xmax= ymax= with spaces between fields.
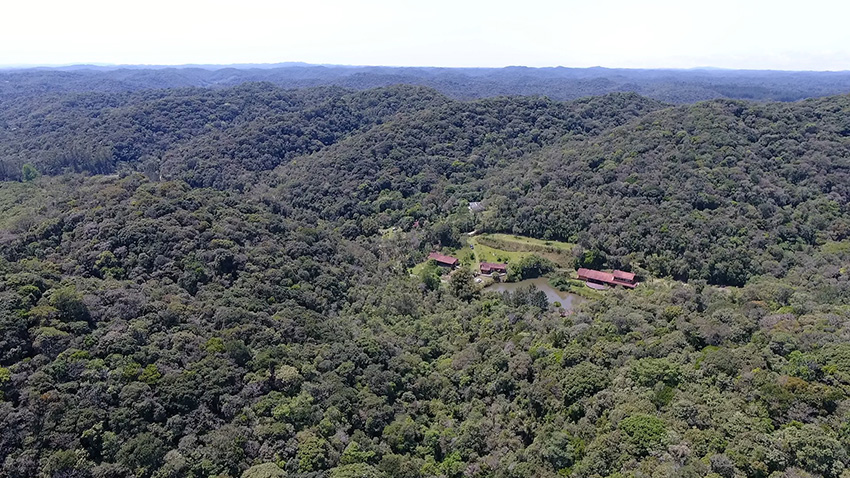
xmin=5 ymin=64 xmax=850 ymax=104
xmin=0 ymin=76 xmax=849 ymax=478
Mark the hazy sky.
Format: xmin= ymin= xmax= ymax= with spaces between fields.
xmin=3 ymin=0 xmax=849 ymax=70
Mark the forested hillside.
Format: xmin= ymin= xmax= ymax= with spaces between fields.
xmin=4 ymin=65 xmax=850 ymax=104
xmin=482 ymin=96 xmax=850 ymax=285
xmin=1 ymin=83 xmax=849 ymax=478
xmin=0 ymin=84 xmax=449 ymax=187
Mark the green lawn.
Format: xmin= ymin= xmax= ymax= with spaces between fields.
xmin=468 ymin=237 xmax=534 ymax=267
xmin=410 ymin=260 xmax=430 ymax=276
xmin=471 ymin=233 xmax=576 ymax=269
xmin=484 ymin=233 xmax=575 ymax=251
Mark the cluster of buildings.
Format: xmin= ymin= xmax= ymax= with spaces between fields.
xmin=427 ymin=253 xmax=506 ymax=276
xmin=427 ymin=253 xmax=638 ymax=289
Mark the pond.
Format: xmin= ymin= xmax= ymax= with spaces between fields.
xmin=484 ymin=277 xmax=585 ymax=310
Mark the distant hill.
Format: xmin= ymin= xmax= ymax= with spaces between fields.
xmin=2 ymin=64 xmax=850 ymax=103
xmin=4 ymin=79 xmax=845 ymax=287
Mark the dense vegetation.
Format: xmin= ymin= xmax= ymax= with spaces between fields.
xmin=5 ymin=65 xmax=850 ymax=104
xmin=483 ymin=96 xmax=850 ymax=285
xmin=0 ymin=78 xmax=849 ymax=478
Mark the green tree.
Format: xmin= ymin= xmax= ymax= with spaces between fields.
xmin=383 ymin=415 xmax=421 ymax=454
xmin=329 ymin=463 xmax=385 ymax=478
xmin=449 ymin=268 xmax=478 ymax=301
xmin=507 ymin=254 xmax=555 ymax=281
xmin=21 ymin=163 xmax=39 ymax=181
xmin=242 ymin=462 xmax=286 ymax=478
xmin=140 ymin=364 xmax=162 ymax=385
xmin=574 ymin=249 xmax=606 ymax=270
xmin=630 ymin=357 xmax=681 ymax=386
xmin=563 ymin=362 xmax=610 ymax=403
xmin=779 ymin=425 xmax=847 ymax=478
xmin=49 ymin=286 xmax=91 ymax=323
xmin=116 ymin=432 xmax=166 ymax=476
xmin=619 ymin=414 xmax=667 ymax=456
xmin=341 ymin=441 xmax=376 ymax=465
xmin=296 ymin=430 xmax=328 ymax=472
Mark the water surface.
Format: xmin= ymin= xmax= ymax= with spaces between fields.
xmin=484 ymin=277 xmax=585 ymax=310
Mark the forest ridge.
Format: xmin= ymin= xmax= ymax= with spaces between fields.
xmin=0 ymin=75 xmax=848 ymax=478
xmin=5 ymin=64 xmax=850 ymax=103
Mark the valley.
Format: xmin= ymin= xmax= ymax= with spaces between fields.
xmin=0 ymin=79 xmax=848 ymax=478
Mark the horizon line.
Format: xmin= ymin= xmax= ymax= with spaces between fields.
xmin=1 ymin=62 xmax=849 ymax=74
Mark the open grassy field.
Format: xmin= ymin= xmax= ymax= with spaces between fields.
xmin=410 ymin=260 xmax=431 ymax=276
xmin=483 ymin=233 xmax=575 ymax=251
xmin=471 ymin=233 xmax=576 ymax=269
xmin=468 ymin=237 xmax=531 ymax=265
xmin=410 ymin=233 xmax=578 ymax=276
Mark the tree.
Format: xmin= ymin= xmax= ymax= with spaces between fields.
xmin=449 ymin=268 xmax=478 ymax=301
xmin=630 ymin=357 xmax=681 ymax=386
xmin=116 ymin=432 xmax=166 ymax=477
xmin=383 ymin=415 xmax=421 ymax=454
xmin=242 ymin=463 xmax=286 ymax=478
xmin=778 ymin=425 xmax=847 ymax=478
xmin=296 ymin=430 xmax=328 ymax=472
xmin=574 ymin=249 xmax=606 ymax=270
xmin=562 ymin=362 xmax=609 ymax=403
xmin=21 ymin=163 xmax=39 ymax=181
xmin=619 ymin=414 xmax=667 ymax=456
xmin=507 ymin=255 xmax=555 ymax=281
xmin=49 ymin=286 xmax=91 ymax=323
xmin=540 ymin=431 xmax=581 ymax=472
xmin=329 ymin=463 xmax=385 ymax=478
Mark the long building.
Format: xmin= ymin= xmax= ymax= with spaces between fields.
xmin=577 ymin=268 xmax=637 ymax=288
xmin=480 ymin=262 xmax=507 ymax=274
xmin=428 ymin=252 xmax=459 ymax=268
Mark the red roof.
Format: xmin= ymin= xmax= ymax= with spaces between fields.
xmin=577 ymin=268 xmax=614 ymax=283
xmin=612 ymin=270 xmax=636 ymax=282
xmin=428 ymin=252 xmax=459 ymax=266
xmin=480 ymin=262 xmax=507 ymax=272
xmin=577 ymin=268 xmax=637 ymax=288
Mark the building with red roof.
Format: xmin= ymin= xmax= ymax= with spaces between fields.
xmin=428 ymin=252 xmax=459 ymax=268
xmin=480 ymin=262 xmax=507 ymax=274
xmin=612 ymin=270 xmax=636 ymax=283
xmin=577 ymin=268 xmax=637 ymax=288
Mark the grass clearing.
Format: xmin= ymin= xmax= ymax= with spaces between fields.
xmin=410 ymin=260 xmax=431 ymax=276
xmin=468 ymin=237 xmax=533 ymax=266
xmin=484 ymin=234 xmax=575 ymax=252
xmin=411 ymin=233 xmax=579 ymax=277
xmin=565 ymin=283 xmax=605 ymax=300
xmin=471 ymin=233 xmax=576 ymax=269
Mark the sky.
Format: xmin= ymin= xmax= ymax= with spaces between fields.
xmin=2 ymin=0 xmax=849 ymax=70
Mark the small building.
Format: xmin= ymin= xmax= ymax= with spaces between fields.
xmin=577 ymin=268 xmax=637 ymax=289
xmin=468 ymin=201 xmax=485 ymax=213
xmin=480 ymin=262 xmax=507 ymax=274
xmin=428 ymin=252 xmax=459 ymax=268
